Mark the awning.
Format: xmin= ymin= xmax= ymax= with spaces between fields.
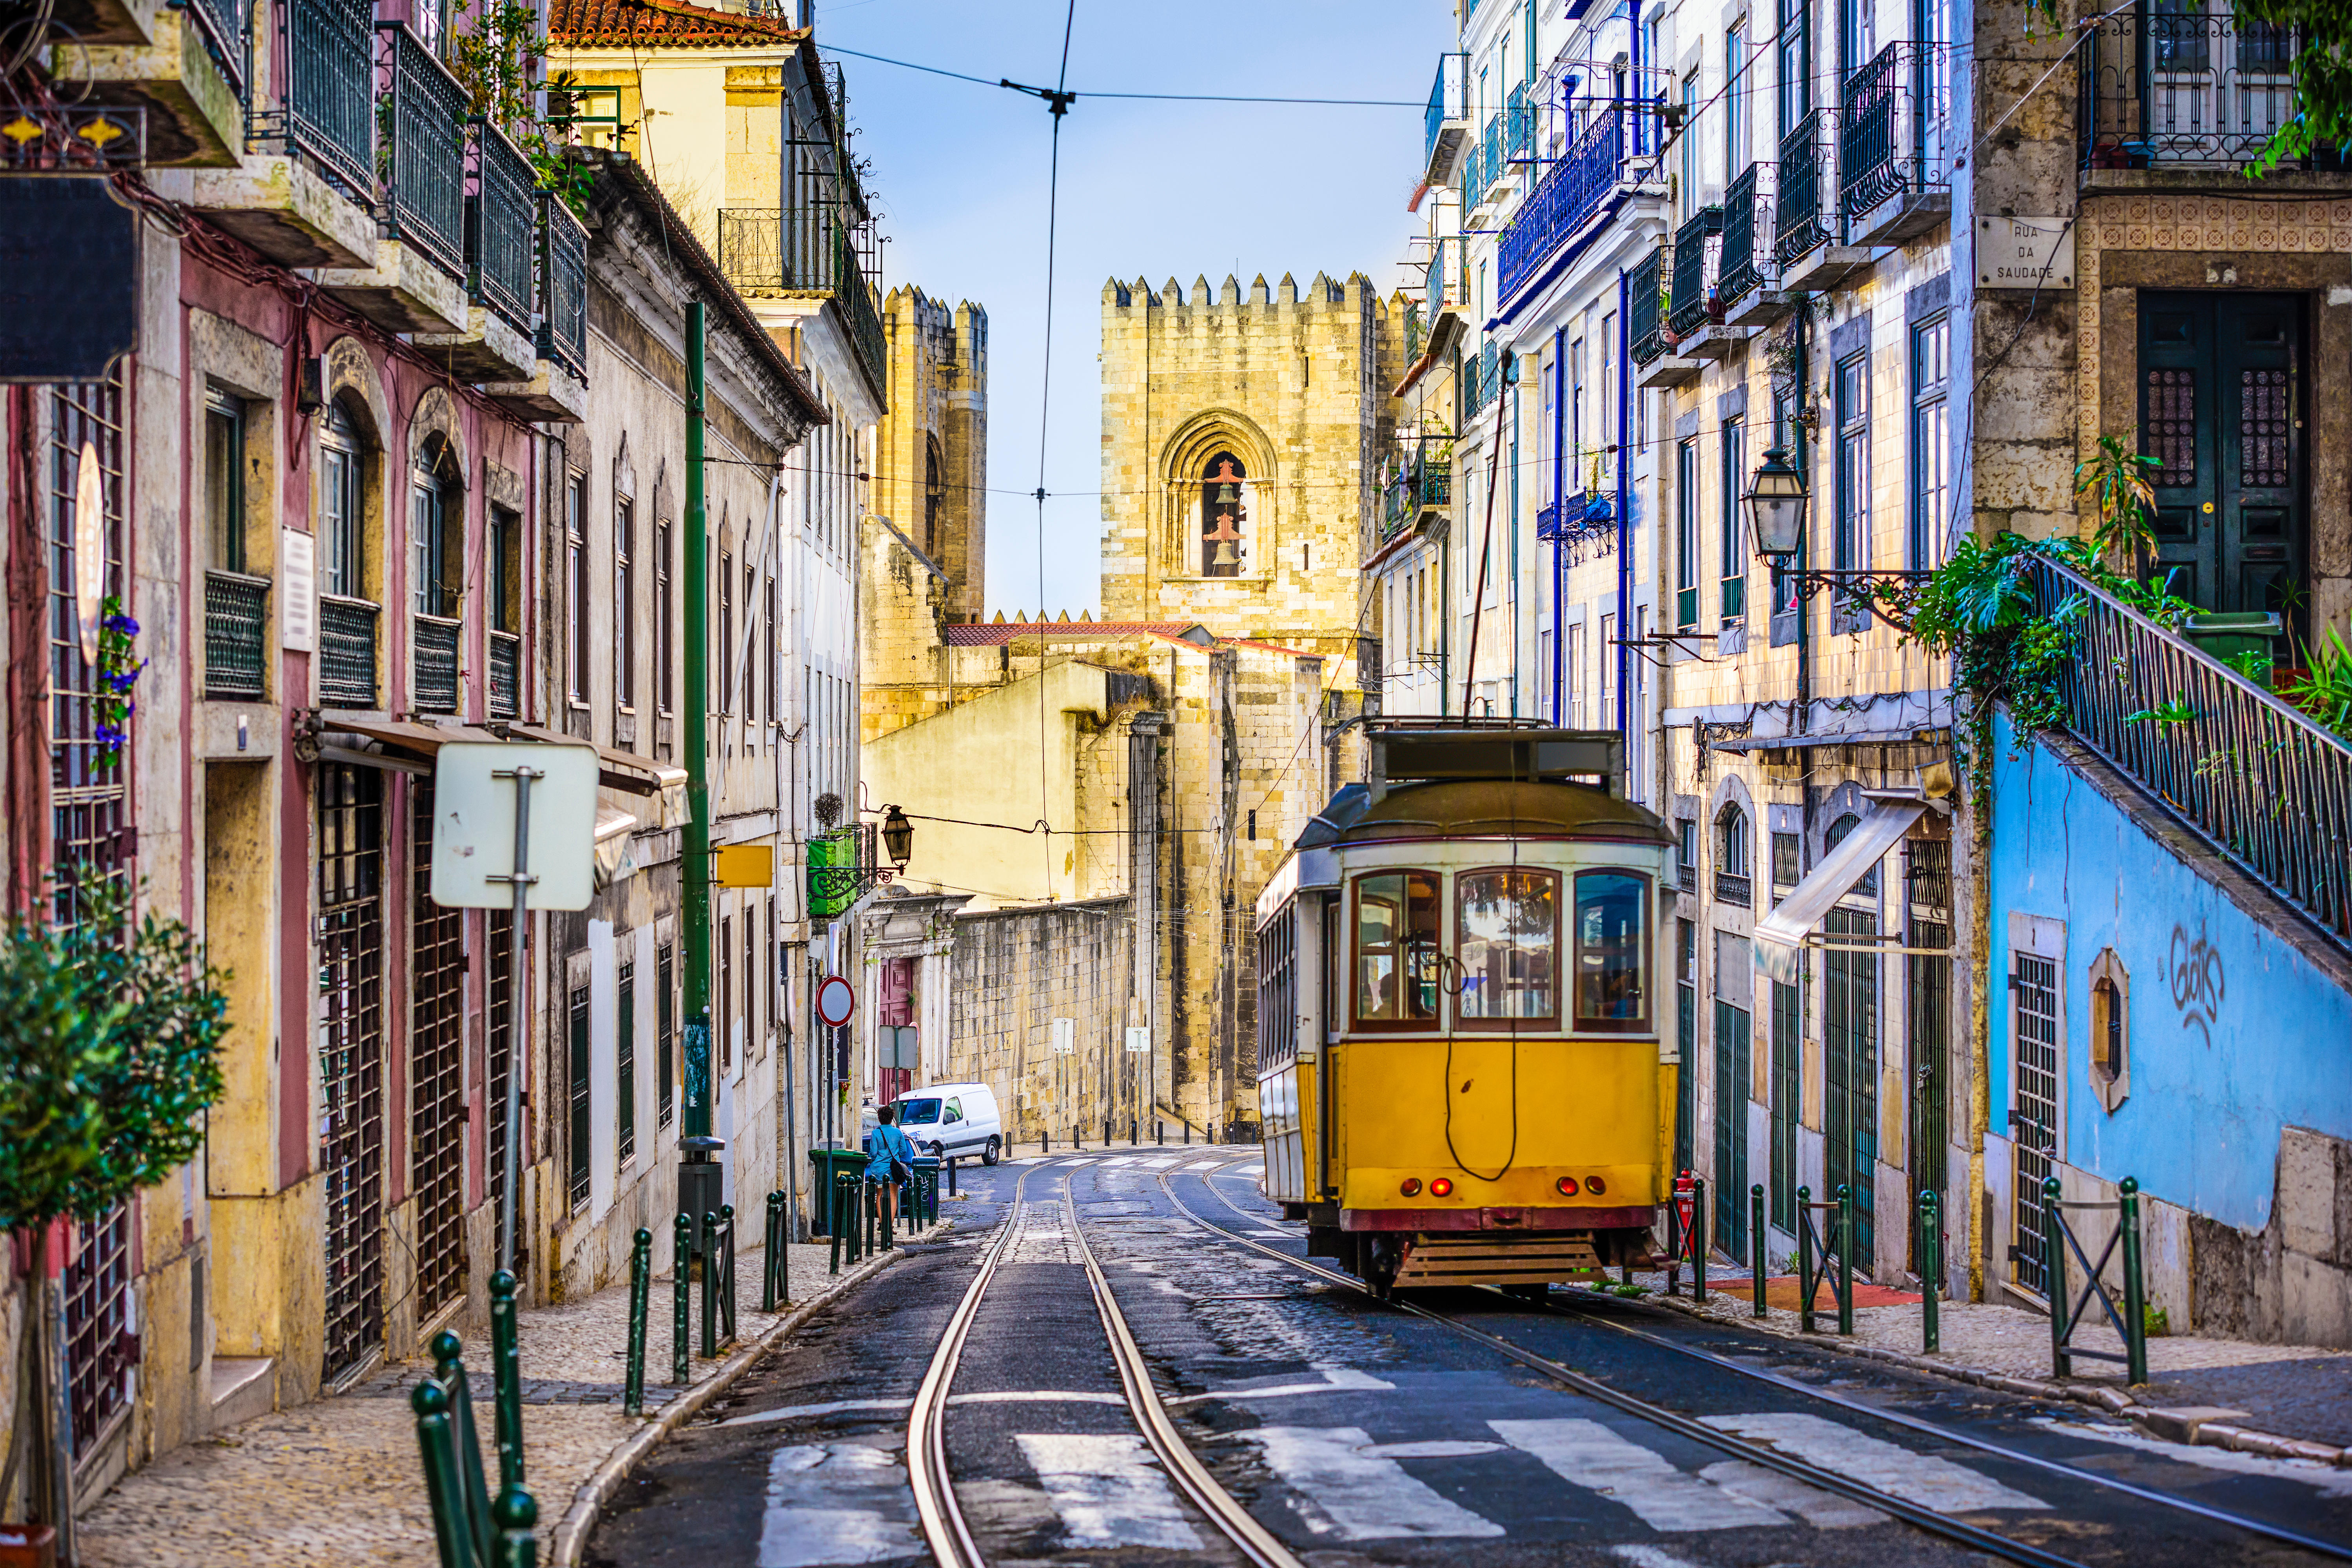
xmin=1752 ymin=797 xmax=1929 ymax=984
xmin=316 ymin=717 xmax=503 ymax=774
xmin=500 ymin=722 xmax=665 ymax=796
xmin=593 ymin=804 xmax=643 ymax=891
xmin=1713 ymin=727 xmax=1949 ymax=753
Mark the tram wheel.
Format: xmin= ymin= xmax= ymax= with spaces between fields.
xmin=1366 ymin=1237 xmax=1402 ymax=1302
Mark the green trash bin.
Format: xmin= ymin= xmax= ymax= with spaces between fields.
xmin=2184 ymin=611 xmax=2282 ymax=669
xmin=808 ymin=1146 xmax=867 ymax=1238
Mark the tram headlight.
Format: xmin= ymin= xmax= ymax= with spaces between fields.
xmin=1399 ymin=1178 xmax=1423 ymax=1196
xmin=1430 ymin=1177 xmax=1454 ymax=1197
xmin=1587 ymin=1176 xmax=1606 ymax=1195
xmin=1556 ymin=1176 xmax=1580 ymax=1196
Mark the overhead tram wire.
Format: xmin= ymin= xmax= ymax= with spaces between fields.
xmin=1028 ymin=0 xmax=1079 ymax=897
xmin=817 ymin=42 xmax=1418 ymax=108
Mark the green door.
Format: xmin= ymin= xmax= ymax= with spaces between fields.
xmin=1712 ymin=999 xmax=1751 ymax=1263
xmin=1822 ymin=909 xmax=1877 ymax=1272
xmin=2140 ymin=292 xmax=2307 ymax=628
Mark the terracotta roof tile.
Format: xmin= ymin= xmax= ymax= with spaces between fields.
xmin=550 ymin=0 xmax=805 ymax=48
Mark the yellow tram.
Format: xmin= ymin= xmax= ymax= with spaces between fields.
xmin=1256 ymin=722 xmax=1676 ymax=1297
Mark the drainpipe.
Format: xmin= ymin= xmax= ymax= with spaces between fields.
xmin=1551 ymin=323 xmax=1566 ymax=725
xmin=1615 ymin=266 xmax=1631 ymax=737
xmin=1509 ymin=349 xmax=1522 ymax=718
xmin=1630 ymin=0 xmax=1644 ymax=159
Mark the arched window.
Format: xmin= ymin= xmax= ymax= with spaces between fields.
xmin=411 ymin=434 xmax=462 ymax=618
xmin=320 ymin=399 xmax=368 ymax=601
xmin=924 ymin=436 xmax=943 ymax=555
xmin=1826 ymin=811 xmax=1880 ymax=896
xmin=1200 ymin=450 xmax=1247 ymax=577
xmin=1715 ymin=803 xmax=1752 ymax=907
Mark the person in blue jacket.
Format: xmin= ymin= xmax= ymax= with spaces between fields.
xmin=863 ymin=1102 xmax=918 ymax=1231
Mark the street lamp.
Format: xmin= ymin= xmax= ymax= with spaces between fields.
xmin=1745 ymin=444 xmax=1810 ymax=561
xmin=881 ymin=804 xmax=914 ymax=869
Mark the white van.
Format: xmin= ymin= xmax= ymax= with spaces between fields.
xmin=887 ymin=1083 xmax=1004 ymax=1165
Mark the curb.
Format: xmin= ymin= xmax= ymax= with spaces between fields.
xmin=546 ymin=1241 xmax=914 ymax=1567
xmin=1638 ymin=1288 xmax=2352 ymax=1468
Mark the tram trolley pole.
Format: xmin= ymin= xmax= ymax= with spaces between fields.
xmin=1750 ymin=1185 xmax=1767 ymax=1318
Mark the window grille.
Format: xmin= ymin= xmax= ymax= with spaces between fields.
xmin=412 ymin=785 xmax=468 ymax=1319
xmin=318 ymin=762 xmax=387 ymax=1378
xmin=2011 ymin=951 xmax=2061 ymax=1296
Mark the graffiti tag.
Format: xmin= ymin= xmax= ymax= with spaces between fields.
xmin=2168 ymin=924 xmax=2225 ymax=1048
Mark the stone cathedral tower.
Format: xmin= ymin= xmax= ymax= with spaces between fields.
xmin=878 ymin=287 xmax=987 ymax=619
xmin=1099 ymin=272 xmax=1408 ymax=683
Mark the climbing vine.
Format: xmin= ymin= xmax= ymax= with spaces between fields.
xmin=92 ymin=596 xmax=143 ymax=767
xmin=445 ymin=0 xmax=599 ymax=215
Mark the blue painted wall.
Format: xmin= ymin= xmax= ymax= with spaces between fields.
xmin=1987 ymin=713 xmax=2352 ymax=1233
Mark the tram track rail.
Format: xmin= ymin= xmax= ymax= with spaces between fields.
xmin=906 ymin=1159 xmax=1306 ymax=1568
xmin=1154 ymin=1158 xmax=2351 ymax=1568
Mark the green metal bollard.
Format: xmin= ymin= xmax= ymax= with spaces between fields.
xmin=625 ymin=1229 xmax=652 ymax=1416
xmin=1796 ymin=1186 xmax=1815 ymax=1334
xmin=432 ymin=1331 xmax=494 ymax=1568
xmin=412 ymin=1380 xmax=483 ymax=1568
xmin=1751 ymin=1185 xmax=1767 ymax=1319
xmin=763 ymin=1193 xmax=784 ymax=1311
xmin=493 ymin=1484 xmax=538 ymax=1568
xmin=828 ymin=1173 xmax=846 ymax=1274
xmin=489 ymin=1269 xmax=524 ymax=1489
xmin=1835 ymin=1184 xmax=1855 ymax=1336
xmin=881 ymin=1174 xmax=896 ymax=1250
xmin=2043 ymin=1174 xmax=2071 ymax=1377
xmin=775 ymin=1188 xmax=793 ymax=1307
xmin=719 ymin=1204 xmax=738 ymax=1343
xmin=672 ymin=1213 xmax=692 ymax=1385
xmin=1919 ymin=1190 xmax=1941 ymax=1354
xmin=2120 ymin=1176 xmax=2149 ymax=1387
xmin=1691 ymin=1176 xmax=1708 ymax=1303
xmin=700 ymin=1211 xmax=720 ymax=1358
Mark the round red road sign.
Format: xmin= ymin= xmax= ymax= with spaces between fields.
xmin=816 ymin=975 xmax=856 ymax=1028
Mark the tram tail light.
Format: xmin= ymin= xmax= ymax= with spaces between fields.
xmin=1556 ymin=1176 xmax=1580 ymax=1196
xmin=1399 ymin=1178 xmax=1423 ymax=1196
xmin=1587 ymin=1176 xmax=1606 ymax=1195
xmin=1430 ymin=1178 xmax=1454 ymax=1197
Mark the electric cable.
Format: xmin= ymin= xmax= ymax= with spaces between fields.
xmin=818 ymin=41 xmax=1419 ymax=108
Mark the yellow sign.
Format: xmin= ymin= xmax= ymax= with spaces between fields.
xmin=713 ymin=843 xmax=775 ymax=889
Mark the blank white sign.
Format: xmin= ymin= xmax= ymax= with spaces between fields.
xmin=430 ymin=742 xmax=601 ymax=910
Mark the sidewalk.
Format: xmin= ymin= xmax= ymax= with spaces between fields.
xmin=74 ymin=1221 xmax=947 ymax=1568
xmin=1620 ymin=1264 xmax=2352 ymax=1462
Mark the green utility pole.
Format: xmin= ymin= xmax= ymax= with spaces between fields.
xmin=679 ymin=300 xmax=724 ymax=1216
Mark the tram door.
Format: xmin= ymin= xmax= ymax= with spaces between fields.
xmin=1822 ymin=908 xmax=1878 ymax=1272
xmin=2140 ymin=292 xmax=2306 ymax=631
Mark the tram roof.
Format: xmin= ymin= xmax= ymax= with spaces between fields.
xmin=1318 ymin=778 xmax=1671 ymax=846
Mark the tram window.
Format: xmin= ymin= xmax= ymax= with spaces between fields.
xmin=1455 ymin=869 xmax=1559 ymax=1025
xmin=1354 ymin=871 xmax=1441 ymax=1024
xmin=1573 ymin=871 xmax=1650 ymax=1031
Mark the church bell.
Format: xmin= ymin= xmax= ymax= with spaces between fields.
xmin=1212 ymin=540 xmax=1240 ymax=566
xmin=1214 ymin=481 xmax=1239 ymax=503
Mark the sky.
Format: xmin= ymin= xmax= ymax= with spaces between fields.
xmin=822 ymin=0 xmax=1451 ymax=617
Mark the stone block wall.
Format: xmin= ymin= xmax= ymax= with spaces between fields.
xmin=945 ymin=897 xmax=1141 ymax=1146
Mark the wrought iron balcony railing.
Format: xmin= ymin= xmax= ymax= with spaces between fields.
xmin=1498 ymin=108 xmax=1624 ymax=306
xmin=187 ymin=0 xmax=252 ymax=97
xmin=2022 ymin=554 xmax=2352 ymax=949
xmin=538 ymin=192 xmax=588 ymax=377
xmin=1463 ymin=339 xmax=1502 ymax=420
xmin=468 ymin=119 xmax=537 ymax=332
xmin=1840 ymin=41 xmax=1955 ymax=221
xmin=716 ymin=206 xmax=886 ymax=390
xmin=1425 ymin=51 xmax=1467 ymax=174
xmin=808 ymin=821 xmax=891 ymax=917
xmin=412 ymin=613 xmax=461 ymax=714
xmin=487 ymin=629 xmax=520 ymax=720
xmin=1537 ymin=489 xmax=1616 ymax=564
xmin=1667 ymin=205 xmax=1724 ymax=340
xmin=2081 ymin=8 xmax=2304 ymax=169
xmin=1630 ymin=246 xmax=1669 ymax=365
xmin=1774 ymin=107 xmax=1838 ymax=265
xmin=378 ymin=25 xmax=468 ymax=279
xmin=1427 ymin=234 xmax=1470 ymax=320
xmin=1715 ymin=869 xmax=1754 ymax=908
xmin=269 ymin=0 xmax=373 ymax=193
xmin=204 ymin=570 xmax=269 ymax=701
xmin=318 ymin=596 xmax=379 ymax=709
xmin=1381 ymin=440 xmax=1453 ymax=541
xmin=1719 ymin=162 xmax=1778 ymax=305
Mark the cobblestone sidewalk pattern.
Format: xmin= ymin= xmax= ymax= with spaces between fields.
xmin=74 ymin=1234 xmax=926 ymax=1568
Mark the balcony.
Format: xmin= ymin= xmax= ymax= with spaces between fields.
xmin=318 ymin=596 xmax=378 ymax=709
xmin=188 ymin=0 xmax=374 ymax=269
xmin=1427 ymin=233 xmax=1470 ymax=324
xmin=1774 ymin=107 xmax=1873 ymax=290
xmin=203 ymin=570 xmax=269 ymax=701
xmin=313 ymin=25 xmax=469 ymax=333
xmin=1537 ymin=489 xmax=1616 ymax=564
xmin=490 ymin=191 xmax=591 ymax=422
xmin=1381 ymin=439 xmax=1452 ymax=543
xmin=2024 ymin=554 xmax=2352 ymax=950
xmin=1424 ymin=52 xmax=1469 ymax=188
xmin=1719 ymin=163 xmax=1793 ymax=326
xmin=1631 ymin=246 xmax=1697 ymax=388
xmin=417 ymin=120 xmax=538 ymax=383
xmin=1498 ymin=108 xmax=1624 ymax=307
xmin=1463 ymin=339 xmax=1502 ymax=421
xmin=1665 ymin=205 xmax=1723 ymax=340
xmin=1840 ymin=42 xmax=1955 ymax=245
xmin=716 ymin=205 xmax=887 ymax=396
xmin=2081 ymin=9 xmax=2312 ymax=172
xmin=1715 ymin=869 xmax=1754 ymax=908
xmin=412 ymin=613 xmax=461 ymax=714
xmin=488 ymin=630 xmax=520 ymax=720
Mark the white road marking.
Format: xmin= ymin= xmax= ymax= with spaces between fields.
xmin=719 ymin=1397 xmax=912 ymax=1429
xmin=1167 ymin=1364 xmax=1396 ymax=1406
xmin=1250 ymin=1230 xmax=1293 ymax=1239
xmin=1609 ymin=1545 xmax=1705 ymax=1568
xmin=1181 ymin=1161 xmax=1227 ymax=1172
xmin=1696 ymin=1459 xmax=1886 ymax=1527
xmin=1362 ymin=1439 xmax=1506 ymax=1459
xmin=1490 ymin=1417 xmax=1789 ymax=1532
xmin=1015 ymin=1432 xmax=1203 ymax=1550
xmin=1244 ymin=1425 xmax=1506 ymax=1539
xmin=1699 ymin=1412 xmax=2049 ymax=1512
xmin=756 ymin=1442 xmax=917 ymax=1566
xmin=2032 ymin=1418 xmax=2352 ymax=1496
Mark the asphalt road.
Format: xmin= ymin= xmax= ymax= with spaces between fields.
xmin=585 ymin=1149 xmax=2352 ymax=1568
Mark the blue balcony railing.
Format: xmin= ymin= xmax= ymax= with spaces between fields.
xmin=1424 ymin=52 xmax=1466 ymax=172
xmin=1498 ymin=108 xmax=1623 ymax=305
xmin=379 ymin=25 xmax=468 ymax=279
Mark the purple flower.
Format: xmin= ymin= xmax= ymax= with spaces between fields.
xmin=94 ymin=724 xmax=123 ymax=745
xmin=103 ymin=614 xmax=138 ymax=636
